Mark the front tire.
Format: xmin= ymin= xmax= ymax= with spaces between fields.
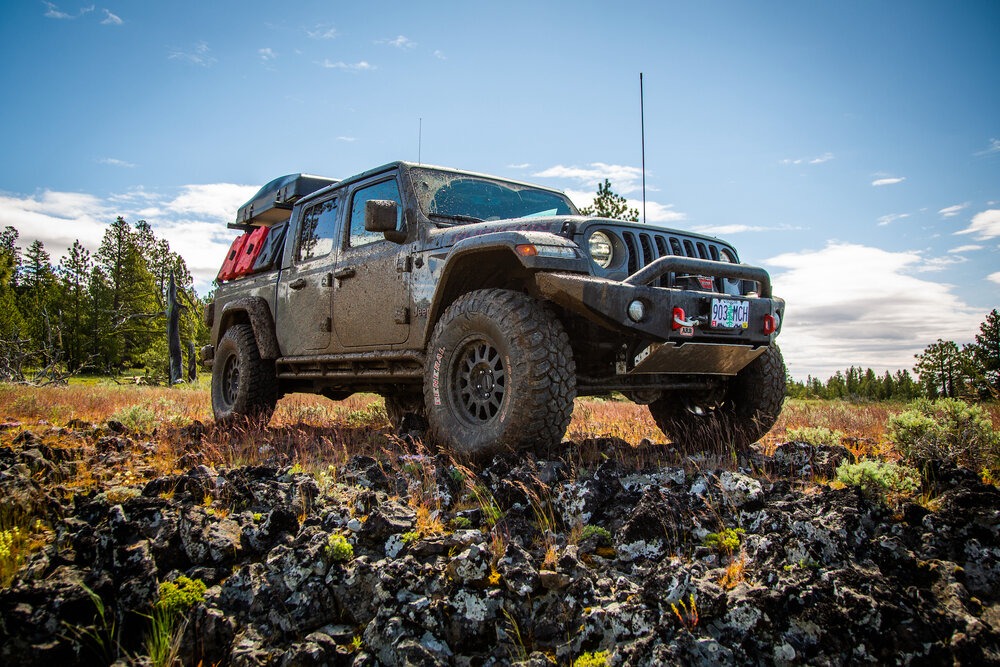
xmin=423 ymin=289 xmax=576 ymax=459
xmin=211 ymin=324 xmax=278 ymax=424
xmin=649 ymin=345 xmax=786 ymax=453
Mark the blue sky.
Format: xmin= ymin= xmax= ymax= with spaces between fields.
xmin=0 ymin=1 xmax=997 ymax=379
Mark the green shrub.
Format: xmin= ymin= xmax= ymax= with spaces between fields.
xmin=786 ymin=426 xmax=845 ymax=448
xmin=703 ymin=528 xmax=744 ymax=555
xmin=156 ymin=575 xmax=207 ymax=617
xmin=887 ymin=399 xmax=1000 ymax=473
xmin=573 ymin=651 xmax=610 ymax=667
xmin=836 ymin=460 xmax=920 ymax=503
xmin=581 ymin=524 xmax=612 ymax=545
xmin=109 ymin=404 xmax=158 ymax=432
xmin=325 ymin=533 xmax=354 ymax=562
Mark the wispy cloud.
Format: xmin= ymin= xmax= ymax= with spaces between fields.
xmin=259 ymin=47 xmax=276 ymax=62
xmin=877 ymin=212 xmax=909 ymax=226
xmin=168 ymin=41 xmax=216 ymax=67
xmin=780 ymin=152 xmax=834 ymax=166
xmin=975 ymin=138 xmax=1000 ymax=156
xmin=307 ymin=23 xmax=338 ymax=39
xmin=766 ymin=242 xmax=983 ymax=378
xmin=377 ymin=35 xmax=416 ymax=49
xmin=97 ymin=157 xmax=135 ymax=168
xmin=317 ymin=59 xmax=374 ymax=71
xmin=690 ymin=223 xmax=801 ymax=235
xmin=956 ymin=209 xmax=1000 ymax=240
xmin=534 ymin=163 xmax=644 ymax=194
xmin=948 ymin=244 xmax=983 ymax=254
xmin=336 ymin=136 xmax=357 ymax=142
xmin=507 ymin=163 xmax=531 ymax=170
xmin=100 ymin=8 xmax=121 ymax=25
xmin=43 ymin=2 xmax=94 ymax=19
xmin=939 ymin=202 xmax=969 ymax=218
xmin=989 ymin=271 xmax=1000 ymax=285
xmin=433 ymin=50 xmax=447 ymax=60
xmin=872 ymin=176 xmax=906 ymax=187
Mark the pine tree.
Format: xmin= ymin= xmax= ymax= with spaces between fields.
xmin=578 ymin=179 xmax=640 ymax=221
xmin=968 ymin=309 xmax=999 ymax=398
xmin=58 ymin=241 xmax=93 ymax=371
xmin=914 ymin=339 xmax=969 ymax=398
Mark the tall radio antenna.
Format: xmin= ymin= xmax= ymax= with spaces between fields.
xmin=640 ymin=72 xmax=646 ymax=224
xmin=418 ymin=117 xmax=422 ymax=165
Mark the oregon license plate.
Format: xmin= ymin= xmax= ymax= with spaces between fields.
xmin=711 ymin=298 xmax=750 ymax=328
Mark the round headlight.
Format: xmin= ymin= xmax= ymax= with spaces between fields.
xmin=588 ymin=231 xmax=614 ymax=268
xmin=719 ymin=248 xmax=737 ymax=263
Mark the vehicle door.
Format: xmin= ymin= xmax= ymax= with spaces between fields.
xmin=275 ymin=194 xmax=340 ymax=355
xmin=331 ymin=173 xmax=411 ymax=348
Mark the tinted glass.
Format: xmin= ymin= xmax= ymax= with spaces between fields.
xmin=348 ymin=179 xmax=402 ymax=248
xmin=297 ymin=197 xmax=338 ymax=261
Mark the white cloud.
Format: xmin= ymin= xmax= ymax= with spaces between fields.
xmin=690 ymin=223 xmax=799 ymax=235
xmin=336 ymin=136 xmax=357 ymax=142
xmin=259 ymin=47 xmax=276 ymax=62
xmin=877 ymin=212 xmax=909 ymax=226
xmin=956 ymin=209 xmax=1000 ymax=240
xmin=317 ymin=59 xmax=374 ymax=71
xmin=378 ymin=35 xmax=416 ymax=49
xmin=307 ymin=24 xmax=338 ymax=39
xmin=948 ymin=244 xmax=983 ymax=254
xmin=939 ymin=202 xmax=968 ymax=218
xmin=433 ymin=50 xmax=447 ymax=60
xmin=507 ymin=163 xmax=531 ymax=170
xmin=989 ymin=271 xmax=1000 ymax=285
xmin=565 ymin=189 xmax=685 ymax=224
xmin=168 ymin=42 xmax=215 ymax=67
xmin=100 ymin=9 xmax=122 ymax=25
xmin=765 ymin=242 xmax=982 ymax=378
xmin=534 ymin=163 xmax=644 ymax=194
xmin=98 ymin=157 xmax=135 ymax=168
xmin=872 ymin=176 xmax=906 ymax=187
xmin=43 ymin=2 xmax=93 ymax=19
xmin=780 ymin=152 xmax=834 ymax=166
xmin=976 ymin=138 xmax=1000 ymax=156
xmin=0 ymin=183 xmax=258 ymax=293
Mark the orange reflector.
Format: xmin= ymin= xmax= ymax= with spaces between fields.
xmin=515 ymin=244 xmax=538 ymax=257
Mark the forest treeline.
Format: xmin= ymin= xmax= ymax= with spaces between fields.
xmin=0 ymin=215 xmax=997 ymax=399
xmin=0 ymin=220 xmax=207 ymax=383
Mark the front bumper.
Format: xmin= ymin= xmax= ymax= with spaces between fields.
xmin=535 ymin=256 xmax=784 ymax=376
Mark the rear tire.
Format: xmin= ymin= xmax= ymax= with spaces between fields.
xmin=649 ymin=345 xmax=786 ymax=452
xmin=423 ymin=289 xmax=576 ymax=460
xmin=211 ymin=324 xmax=278 ymax=425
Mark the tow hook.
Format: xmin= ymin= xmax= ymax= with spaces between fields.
xmin=672 ymin=307 xmax=700 ymax=330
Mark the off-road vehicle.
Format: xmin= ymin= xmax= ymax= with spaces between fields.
xmin=202 ymin=162 xmax=786 ymax=457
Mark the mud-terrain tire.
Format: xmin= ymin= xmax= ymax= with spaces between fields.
xmin=211 ymin=324 xmax=278 ymax=424
xmin=649 ymin=345 xmax=786 ymax=452
xmin=423 ymin=288 xmax=576 ymax=459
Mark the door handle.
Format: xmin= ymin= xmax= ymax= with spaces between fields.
xmin=333 ymin=267 xmax=356 ymax=280
xmin=289 ymin=277 xmax=307 ymax=290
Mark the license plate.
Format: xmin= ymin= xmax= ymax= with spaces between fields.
xmin=711 ymin=298 xmax=750 ymax=329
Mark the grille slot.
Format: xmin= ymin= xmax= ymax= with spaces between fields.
xmin=607 ymin=227 xmax=733 ymax=290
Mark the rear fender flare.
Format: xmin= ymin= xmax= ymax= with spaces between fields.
xmin=220 ymin=297 xmax=280 ymax=360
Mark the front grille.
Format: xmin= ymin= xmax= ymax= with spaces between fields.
xmin=619 ymin=229 xmax=728 ymax=288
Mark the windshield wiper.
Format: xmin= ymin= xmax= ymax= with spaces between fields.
xmin=428 ymin=213 xmax=484 ymax=224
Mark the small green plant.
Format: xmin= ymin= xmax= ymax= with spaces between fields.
xmin=581 ymin=524 xmax=612 ymax=545
xmin=703 ymin=528 xmax=744 ymax=556
xmin=469 ymin=483 xmax=502 ymax=528
xmin=325 ymin=533 xmax=354 ymax=562
xmin=65 ymin=584 xmax=123 ymax=663
xmin=887 ymin=399 xmax=1000 ymax=475
xmin=449 ymin=516 xmax=472 ymax=530
xmin=109 ymin=404 xmax=158 ymax=432
xmin=348 ymin=635 xmax=363 ymax=653
xmin=573 ymin=650 xmax=610 ymax=667
xmin=786 ymin=426 xmax=845 ymax=447
xmin=401 ymin=531 xmax=421 ymax=544
xmin=146 ymin=576 xmax=206 ymax=667
xmin=252 ymin=512 xmax=264 ymax=522
xmin=836 ymin=460 xmax=921 ymax=504
xmin=156 ymin=575 xmax=207 ymax=617
xmin=344 ymin=403 xmax=388 ymax=427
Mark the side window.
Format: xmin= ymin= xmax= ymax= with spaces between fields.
xmin=347 ymin=178 xmax=402 ymax=248
xmin=297 ymin=197 xmax=338 ymax=261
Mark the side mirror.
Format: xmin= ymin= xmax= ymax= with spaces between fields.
xmin=365 ymin=199 xmax=404 ymax=242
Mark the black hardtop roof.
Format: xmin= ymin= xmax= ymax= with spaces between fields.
xmin=234 ymin=173 xmax=339 ymax=227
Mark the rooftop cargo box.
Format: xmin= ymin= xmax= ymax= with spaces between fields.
xmin=232 ymin=173 xmax=338 ymax=228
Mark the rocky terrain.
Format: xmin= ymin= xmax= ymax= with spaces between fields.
xmin=1 ymin=420 xmax=999 ymax=666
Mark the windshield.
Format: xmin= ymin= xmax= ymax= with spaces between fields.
xmin=409 ymin=167 xmax=577 ymax=223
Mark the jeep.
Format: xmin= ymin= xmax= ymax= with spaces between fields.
xmin=202 ymin=162 xmax=786 ymax=458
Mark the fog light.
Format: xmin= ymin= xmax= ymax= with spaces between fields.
xmin=628 ymin=300 xmax=645 ymax=322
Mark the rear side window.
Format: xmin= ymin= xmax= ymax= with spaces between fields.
xmin=297 ymin=197 xmax=338 ymax=261
xmin=347 ymin=179 xmax=402 ymax=248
